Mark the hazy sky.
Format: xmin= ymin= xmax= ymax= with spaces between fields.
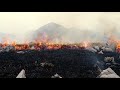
xmin=0 ymin=12 xmax=120 ymax=35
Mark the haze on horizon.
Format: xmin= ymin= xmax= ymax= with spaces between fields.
xmin=0 ymin=12 xmax=120 ymax=43
xmin=0 ymin=12 xmax=120 ymax=34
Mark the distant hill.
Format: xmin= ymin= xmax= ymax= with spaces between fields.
xmin=32 ymin=22 xmax=68 ymax=43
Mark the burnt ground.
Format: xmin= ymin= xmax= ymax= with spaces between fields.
xmin=0 ymin=49 xmax=120 ymax=78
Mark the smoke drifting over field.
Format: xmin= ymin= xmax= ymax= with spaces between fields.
xmin=29 ymin=17 xmax=120 ymax=44
xmin=0 ymin=12 xmax=120 ymax=44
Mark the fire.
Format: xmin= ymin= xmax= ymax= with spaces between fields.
xmin=116 ymin=42 xmax=120 ymax=53
xmin=0 ymin=40 xmax=90 ymax=51
xmin=11 ymin=41 xmax=16 ymax=46
xmin=83 ymin=42 xmax=88 ymax=48
xmin=106 ymin=35 xmax=120 ymax=53
xmin=0 ymin=33 xmax=92 ymax=51
xmin=82 ymin=41 xmax=90 ymax=48
xmin=108 ymin=35 xmax=120 ymax=44
xmin=0 ymin=35 xmax=92 ymax=51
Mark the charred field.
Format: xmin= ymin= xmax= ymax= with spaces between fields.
xmin=0 ymin=47 xmax=120 ymax=78
xmin=0 ymin=49 xmax=105 ymax=78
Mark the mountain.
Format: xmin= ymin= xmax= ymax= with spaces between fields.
xmin=32 ymin=22 xmax=69 ymax=43
xmin=36 ymin=22 xmax=68 ymax=34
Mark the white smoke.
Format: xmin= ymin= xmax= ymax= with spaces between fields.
xmin=1 ymin=13 xmax=120 ymax=44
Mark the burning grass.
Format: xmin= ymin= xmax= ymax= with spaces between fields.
xmin=0 ymin=41 xmax=105 ymax=51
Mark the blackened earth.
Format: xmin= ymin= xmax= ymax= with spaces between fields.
xmin=0 ymin=49 xmax=120 ymax=78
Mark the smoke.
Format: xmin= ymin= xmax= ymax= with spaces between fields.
xmin=1 ymin=13 xmax=119 ymax=45
xmin=96 ymin=15 xmax=120 ymax=44
xmin=64 ymin=14 xmax=120 ymax=44
xmin=28 ymin=17 xmax=120 ymax=44
xmin=65 ymin=13 xmax=120 ymax=44
xmin=19 ymin=14 xmax=120 ymax=44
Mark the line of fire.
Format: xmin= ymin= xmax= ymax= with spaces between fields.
xmin=0 ymin=34 xmax=120 ymax=53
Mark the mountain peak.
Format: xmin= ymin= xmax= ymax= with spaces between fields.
xmin=47 ymin=22 xmax=58 ymax=25
xmin=45 ymin=22 xmax=62 ymax=27
xmin=34 ymin=22 xmax=66 ymax=37
xmin=36 ymin=22 xmax=65 ymax=32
